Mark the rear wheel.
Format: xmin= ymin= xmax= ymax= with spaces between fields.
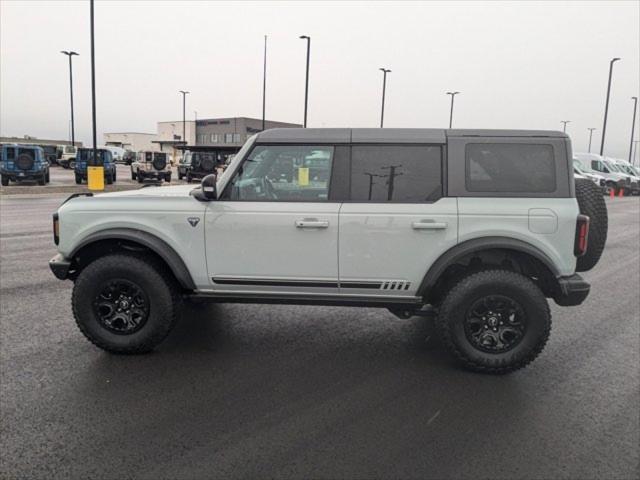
xmin=165 ymin=173 xmax=171 ymax=183
xmin=75 ymin=173 xmax=82 ymax=185
xmin=131 ymin=171 xmax=136 ymax=180
xmin=38 ymin=174 xmax=46 ymax=186
xmin=435 ymin=269 xmax=551 ymax=374
xmin=45 ymin=170 xmax=50 ymax=183
xmin=72 ymin=254 xmax=180 ymax=353
xmin=1 ymin=175 xmax=8 ymax=186
xmin=106 ymin=173 xmax=113 ymax=185
xmin=575 ymin=178 xmax=608 ymax=272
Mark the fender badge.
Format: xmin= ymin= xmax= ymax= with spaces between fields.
xmin=187 ymin=217 xmax=200 ymax=227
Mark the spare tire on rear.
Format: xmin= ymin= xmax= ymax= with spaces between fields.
xmin=575 ymin=178 xmax=608 ymax=272
xmin=152 ymin=155 xmax=167 ymax=171
xmin=16 ymin=153 xmax=35 ymax=170
xmin=201 ymin=155 xmax=215 ymax=172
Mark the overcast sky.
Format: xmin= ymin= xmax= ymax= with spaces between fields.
xmin=1 ymin=1 xmax=638 ymax=158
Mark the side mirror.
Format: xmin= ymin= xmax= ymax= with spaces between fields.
xmin=193 ymin=173 xmax=218 ymax=202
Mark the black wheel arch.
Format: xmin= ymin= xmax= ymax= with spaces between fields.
xmin=68 ymin=228 xmax=196 ymax=290
xmin=418 ymin=237 xmax=562 ymax=303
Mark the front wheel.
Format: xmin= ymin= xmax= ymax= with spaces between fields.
xmin=435 ymin=269 xmax=551 ymax=374
xmin=72 ymin=254 xmax=180 ymax=353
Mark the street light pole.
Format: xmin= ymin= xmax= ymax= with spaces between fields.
xmin=262 ymin=35 xmax=267 ymax=131
xmin=89 ymin=0 xmax=97 ymax=164
xmin=179 ymin=90 xmax=189 ymax=145
xmin=446 ymin=92 xmax=460 ymax=128
xmin=379 ymin=68 xmax=391 ymax=128
xmin=561 ymin=120 xmax=570 ymax=133
xmin=629 ymin=96 xmax=638 ymax=163
xmin=600 ymin=57 xmax=621 ymax=155
xmin=587 ymin=128 xmax=596 ymax=153
xmin=299 ymin=35 xmax=310 ymax=128
xmin=60 ymin=50 xmax=78 ymax=146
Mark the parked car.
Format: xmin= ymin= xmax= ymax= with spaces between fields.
xmin=102 ymin=146 xmax=125 ymax=164
xmin=574 ymin=153 xmax=626 ymax=195
xmin=74 ymin=148 xmax=117 ymax=185
xmin=58 ymin=144 xmax=77 ymax=169
xmin=177 ymin=151 xmax=192 ymax=180
xmin=122 ymin=150 xmax=136 ymax=165
xmin=131 ymin=151 xmax=171 ymax=183
xmin=185 ymin=152 xmax=217 ymax=183
xmin=39 ymin=145 xmax=58 ymax=166
xmin=50 ymin=128 xmax=608 ymax=374
xmin=1 ymin=144 xmax=50 ymax=185
xmin=608 ymin=158 xmax=640 ymax=195
xmin=573 ymin=161 xmax=607 ymax=192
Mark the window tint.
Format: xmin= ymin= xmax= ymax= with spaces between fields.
xmin=6 ymin=148 xmax=15 ymax=160
xmin=350 ymin=146 xmax=442 ymax=202
xmin=227 ymin=145 xmax=334 ymax=201
xmin=465 ymin=143 xmax=556 ymax=193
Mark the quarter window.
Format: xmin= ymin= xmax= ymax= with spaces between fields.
xmin=465 ymin=143 xmax=556 ymax=193
xmin=227 ymin=145 xmax=334 ymax=202
xmin=350 ymin=146 xmax=442 ymax=202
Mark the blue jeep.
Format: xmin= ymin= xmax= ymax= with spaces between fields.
xmin=74 ymin=148 xmax=117 ymax=185
xmin=1 ymin=144 xmax=50 ymax=186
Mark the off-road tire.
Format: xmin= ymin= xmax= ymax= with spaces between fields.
xmin=38 ymin=174 xmax=46 ymax=186
xmin=186 ymin=173 xmax=192 ymax=183
xmin=75 ymin=174 xmax=82 ymax=185
xmin=72 ymin=253 xmax=180 ymax=354
xmin=106 ymin=173 xmax=113 ymax=185
xmin=575 ymin=178 xmax=608 ymax=272
xmin=131 ymin=171 xmax=136 ymax=180
xmin=435 ymin=269 xmax=551 ymax=374
xmin=165 ymin=173 xmax=171 ymax=183
xmin=178 ymin=172 xmax=183 ymax=180
xmin=1 ymin=175 xmax=8 ymax=186
xmin=45 ymin=170 xmax=50 ymax=183
xmin=113 ymin=169 xmax=117 ymax=182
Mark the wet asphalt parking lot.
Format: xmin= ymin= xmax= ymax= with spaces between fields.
xmin=0 ymin=191 xmax=638 ymax=479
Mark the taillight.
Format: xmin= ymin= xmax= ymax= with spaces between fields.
xmin=53 ymin=213 xmax=59 ymax=245
xmin=574 ymin=214 xmax=589 ymax=256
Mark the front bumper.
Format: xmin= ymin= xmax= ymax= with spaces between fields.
xmin=49 ymin=254 xmax=71 ymax=280
xmin=554 ymin=274 xmax=590 ymax=306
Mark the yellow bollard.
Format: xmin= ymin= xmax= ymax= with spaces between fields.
xmin=87 ymin=166 xmax=104 ymax=191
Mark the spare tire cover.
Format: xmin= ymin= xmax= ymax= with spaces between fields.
xmin=16 ymin=153 xmax=35 ymax=170
xmin=575 ymin=178 xmax=608 ymax=272
xmin=152 ymin=155 xmax=167 ymax=171
xmin=201 ymin=155 xmax=215 ymax=172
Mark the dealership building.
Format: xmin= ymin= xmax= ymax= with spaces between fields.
xmin=104 ymin=117 xmax=300 ymax=160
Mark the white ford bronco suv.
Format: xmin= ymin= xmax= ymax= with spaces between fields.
xmin=49 ymin=129 xmax=607 ymax=373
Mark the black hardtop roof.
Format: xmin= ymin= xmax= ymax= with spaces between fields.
xmin=254 ymin=128 xmax=567 ymax=144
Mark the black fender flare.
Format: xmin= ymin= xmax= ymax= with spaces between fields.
xmin=417 ymin=236 xmax=561 ymax=297
xmin=70 ymin=228 xmax=196 ymax=290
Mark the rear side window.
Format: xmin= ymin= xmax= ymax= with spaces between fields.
xmin=350 ymin=145 xmax=442 ymax=202
xmin=465 ymin=143 xmax=556 ymax=193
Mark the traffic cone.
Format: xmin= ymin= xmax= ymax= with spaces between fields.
xmin=610 ymin=188 xmax=615 ymax=199
xmin=618 ymin=188 xmax=624 ymax=197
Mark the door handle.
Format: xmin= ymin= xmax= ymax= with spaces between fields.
xmin=295 ymin=219 xmax=329 ymax=229
xmin=412 ymin=220 xmax=448 ymax=230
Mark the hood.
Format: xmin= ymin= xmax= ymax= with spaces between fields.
xmin=95 ymin=184 xmax=196 ymax=198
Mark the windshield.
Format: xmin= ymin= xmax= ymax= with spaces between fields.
xmin=65 ymin=146 xmax=76 ymax=153
xmin=574 ymin=159 xmax=596 ymax=173
xmin=617 ymin=163 xmax=636 ymax=176
xmin=604 ymin=161 xmax=622 ymax=173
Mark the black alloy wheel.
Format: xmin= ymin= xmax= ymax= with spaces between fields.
xmin=464 ymin=295 xmax=526 ymax=354
xmin=93 ymin=279 xmax=150 ymax=335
